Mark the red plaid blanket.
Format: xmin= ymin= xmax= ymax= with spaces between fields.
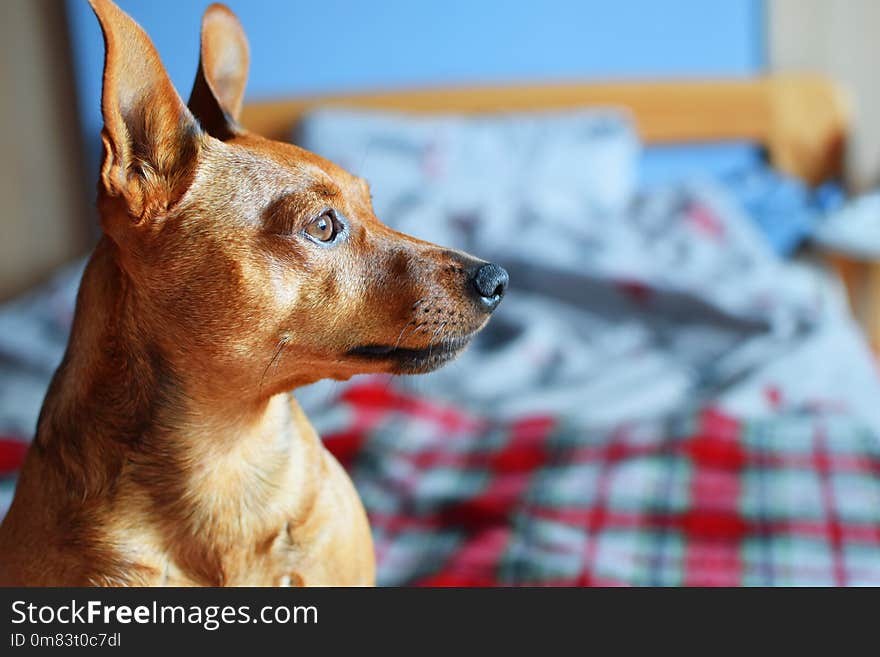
xmin=323 ymin=380 xmax=880 ymax=586
xmin=2 ymin=378 xmax=879 ymax=586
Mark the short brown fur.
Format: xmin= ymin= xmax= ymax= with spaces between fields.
xmin=0 ymin=0 xmax=505 ymax=586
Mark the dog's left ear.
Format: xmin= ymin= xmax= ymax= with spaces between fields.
xmin=188 ymin=3 xmax=250 ymax=140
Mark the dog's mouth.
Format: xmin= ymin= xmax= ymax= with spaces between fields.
xmin=347 ymin=334 xmax=474 ymax=374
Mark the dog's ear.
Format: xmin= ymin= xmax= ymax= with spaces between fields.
xmin=187 ymin=3 xmax=250 ymax=140
xmin=89 ymin=0 xmax=202 ymax=224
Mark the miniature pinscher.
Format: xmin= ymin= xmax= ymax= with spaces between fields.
xmin=0 ymin=0 xmax=507 ymax=586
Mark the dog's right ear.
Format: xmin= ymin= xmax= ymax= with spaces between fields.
xmin=89 ymin=0 xmax=202 ymax=226
xmin=187 ymin=3 xmax=250 ymax=140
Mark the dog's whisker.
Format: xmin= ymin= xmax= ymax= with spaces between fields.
xmin=271 ymin=343 xmax=287 ymax=378
xmin=259 ymin=337 xmax=289 ymax=394
xmin=407 ymin=321 xmax=426 ymax=336
xmin=427 ymin=321 xmax=448 ymax=360
xmin=392 ymin=318 xmax=417 ymax=350
xmin=404 ymin=320 xmax=431 ymax=345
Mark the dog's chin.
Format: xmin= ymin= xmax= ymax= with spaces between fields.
xmin=346 ymin=335 xmax=474 ymax=375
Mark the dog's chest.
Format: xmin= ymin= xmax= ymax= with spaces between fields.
xmin=106 ymin=495 xmax=318 ymax=586
xmin=109 ymin=438 xmax=368 ymax=585
xmin=81 ymin=397 xmax=373 ymax=586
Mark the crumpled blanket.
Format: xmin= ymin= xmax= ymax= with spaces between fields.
xmin=322 ymin=379 xmax=880 ymax=585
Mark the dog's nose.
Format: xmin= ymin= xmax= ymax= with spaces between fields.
xmin=471 ymin=263 xmax=508 ymax=310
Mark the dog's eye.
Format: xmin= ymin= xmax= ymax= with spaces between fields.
xmin=305 ymin=211 xmax=337 ymax=242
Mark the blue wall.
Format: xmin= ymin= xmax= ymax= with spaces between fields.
xmin=68 ymin=0 xmax=764 ymax=145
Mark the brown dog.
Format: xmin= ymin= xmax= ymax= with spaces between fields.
xmin=0 ymin=0 xmax=506 ymax=586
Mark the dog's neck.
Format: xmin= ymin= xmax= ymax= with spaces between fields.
xmin=35 ymin=238 xmax=300 ymax=577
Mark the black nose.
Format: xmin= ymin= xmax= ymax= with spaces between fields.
xmin=471 ymin=263 xmax=508 ymax=310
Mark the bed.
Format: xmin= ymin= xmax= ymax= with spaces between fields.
xmin=3 ymin=75 xmax=879 ymax=586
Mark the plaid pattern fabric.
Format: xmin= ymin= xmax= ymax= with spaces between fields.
xmin=324 ymin=379 xmax=880 ymax=586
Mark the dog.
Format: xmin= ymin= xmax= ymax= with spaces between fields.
xmin=0 ymin=0 xmax=507 ymax=586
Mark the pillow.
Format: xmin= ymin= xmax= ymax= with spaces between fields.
xmin=294 ymin=107 xmax=639 ymax=253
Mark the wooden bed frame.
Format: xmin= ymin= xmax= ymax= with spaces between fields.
xmin=240 ymin=74 xmax=850 ymax=187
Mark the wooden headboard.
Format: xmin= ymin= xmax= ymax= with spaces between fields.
xmin=240 ymin=74 xmax=849 ymax=187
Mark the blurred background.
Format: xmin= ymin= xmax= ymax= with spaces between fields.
xmin=5 ymin=0 xmax=880 ymax=586
xmin=5 ymin=0 xmax=880 ymax=305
